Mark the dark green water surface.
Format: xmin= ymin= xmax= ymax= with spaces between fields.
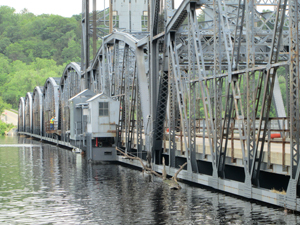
xmin=0 ymin=136 xmax=299 ymax=224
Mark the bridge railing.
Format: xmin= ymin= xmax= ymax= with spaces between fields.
xmin=45 ymin=121 xmax=59 ymax=134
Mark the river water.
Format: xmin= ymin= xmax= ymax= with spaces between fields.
xmin=0 ymin=136 xmax=299 ymax=224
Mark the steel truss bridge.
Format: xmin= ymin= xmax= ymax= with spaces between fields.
xmin=18 ymin=0 xmax=300 ymax=211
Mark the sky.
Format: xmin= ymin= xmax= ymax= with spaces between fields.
xmin=0 ymin=0 xmax=183 ymax=18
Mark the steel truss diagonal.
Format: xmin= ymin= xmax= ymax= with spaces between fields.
xmin=116 ymin=44 xmax=129 ymax=150
xmin=169 ymin=34 xmax=193 ymax=172
xmin=188 ymin=5 xmax=217 ymax=175
xmin=251 ymin=0 xmax=287 ymax=187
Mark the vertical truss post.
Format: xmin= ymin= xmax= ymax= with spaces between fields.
xmin=285 ymin=65 xmax=290 ymax=122
xmin=217 ymin=80 xmax=234 ymax=178
xmin=136 ymin=47 xmax=151 ymax=159
xmin=151 ymin=0 xmax=160 ymax=36
xmin=127 ymin=62 xmax=137 ymax=153
xmin=125 ymin=49 xmax=133 ymax=153
xmin=136 ymin=79 xmax=143 ymax=158
xmin=103 ymin=45 xmax=111 ymax=95
xmin=188 ymin=3 xmax=198 ymax=173
xmin=244 ymin=0 xmax=256 ymax=190
xmin=81 ymin=0 xmax=85 ymax=77
xmin=116 ymin=45 xmax=129 ymax=150
xmin=167 ymin=35 xmax=176 ymax=167
xmin=213 ymin=0 xmax=232 ymax=179
xmin=232 ymin=0 xmax=245 ymax=71
xmin=85 ymin=0 xmax=89 ymax=70
xmin=286 ymin=0 xmax=300 ymax=210
xmin=152 ymin=68 xmax=169 ymax=164
xmin=150 ymin=0 xmax=161 ymax=165
xmin=152 ymin=43 xmax=169 ymax=165
xmin=81 ymin=0 xmax=90 ymax=90
xmin=110 ymin=45 xmax=116 ymax=97
xmin=213 ymin=0 xmax=222 ymax=175
xmin=168 ymin=63 xmax=176 ymax=167
xmin=109 ymin=0 xmax=113 ymax=33
xmin=267 ymin=122 xmax=271 ymax=169
xmin=113 ymin=41 xmax=119 ymax=96
xmin=99 ymin=55 xmax=103 ymax=92
xmin=93 ymin=0 xmax=97 ymax=58
xmin=169 ymin=33 xmax=192 ymax=172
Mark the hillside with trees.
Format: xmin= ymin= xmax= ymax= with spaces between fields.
xmin=0 ymin=6 xmax=82 ymax=109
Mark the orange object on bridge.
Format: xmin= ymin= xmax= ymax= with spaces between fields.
xmin=270 ymin=133 xmax=281 ymax=139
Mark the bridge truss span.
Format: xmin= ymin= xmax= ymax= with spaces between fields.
xmin=18 ymin=0 xmax=300 ymax=211
xmin=149 ymin=0 xmax=300 ymax=209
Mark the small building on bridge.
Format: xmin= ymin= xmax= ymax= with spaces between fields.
xmin=68 ymin=90 xmax=119 ymax=161
xmin=69 ymin=89 xmax=96 ymax=141
xmin=86 ymin=92 xmax=119 ymax=139
xmin=85 ymin=93 xmax=119 ymax=161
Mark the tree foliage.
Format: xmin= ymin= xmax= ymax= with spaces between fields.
xmin=0 ymin=6 xmax=82 ymax=109
xmin=0 ymin=54 xmax=66 ymax=108
xmin=0 ymin=96 xmax=12 ymax=135
xmin=0 ymin=97 xmax=11 ymax=115
xmin=0 ymin=6 xmax=81 ymax=64
xmin=0 ymin=120 xmax=14 ymax=135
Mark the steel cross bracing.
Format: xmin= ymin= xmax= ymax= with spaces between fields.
xmin=116 ymin=44 xmax=129 ymax=150
xmin=188 ymin=3 xmax=198 ymax=173
xmin=250 ymin=0 xmax=287 ymax=187
xmin=73 ymin=0 xmax=300 ymax=211
xmin=190 ymin=5 xmax=217 ymax=180
xmin=126 ymin=62 xmax=137 ymax=153
xmin=170 ymin=33 xmax=193 ymax=172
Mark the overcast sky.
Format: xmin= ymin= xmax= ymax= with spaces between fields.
xmin=1 ymin=0 xmax=183 ymax=18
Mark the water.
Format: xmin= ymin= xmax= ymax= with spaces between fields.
xmin=0 ymin=136 xmax=299 ymax=224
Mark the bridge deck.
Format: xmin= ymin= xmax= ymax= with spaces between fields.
xmin=121 ymin=132 xmax=290 ymax=173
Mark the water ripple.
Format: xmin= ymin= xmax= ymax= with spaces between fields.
xmin=0 ymin=136 xmax=299 ymax=224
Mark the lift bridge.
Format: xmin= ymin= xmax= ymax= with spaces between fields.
xmin=17 ymin=0 xmax=300 ymax=211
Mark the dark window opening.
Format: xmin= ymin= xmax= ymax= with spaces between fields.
xmin=99 ymin=102 xmax=109 ymax=116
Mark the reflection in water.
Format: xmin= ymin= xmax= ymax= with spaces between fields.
xmin=0 ymin=136 xmax=299 ymax=224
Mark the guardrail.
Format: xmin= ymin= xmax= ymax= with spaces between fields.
xmin=8 ymin=109 xmax=18 ymax=113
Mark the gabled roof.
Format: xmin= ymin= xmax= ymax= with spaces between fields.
xmin=86 ymin=92 xmax=113 ymax=102
xmin=69 ymin=89 xmax=95 ymax=101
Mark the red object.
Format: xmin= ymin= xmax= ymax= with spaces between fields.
xmin=96 ymin=137 xmax=98 ymax=147
xmin=270 ymin=133 xmax=281 ymax=139
xmin=166 ymin=128 xmax=169 ymax=132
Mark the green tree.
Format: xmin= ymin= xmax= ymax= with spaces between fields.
xmin=61 ymin=39 xmax=81 ymax=63
xmin=0 ymin=97 xmax=11 ymax=114
xmin=0 ymin=6 xmax=82 ymax=108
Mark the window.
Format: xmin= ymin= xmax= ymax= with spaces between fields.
xmin=99 ymin=102 xmax=109 ymax=116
